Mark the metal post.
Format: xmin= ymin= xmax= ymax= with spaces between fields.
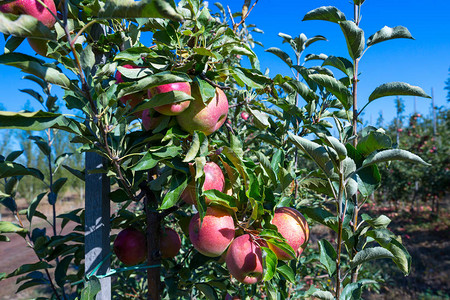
xmin=85 ymin=153 xmax=111 ymax=299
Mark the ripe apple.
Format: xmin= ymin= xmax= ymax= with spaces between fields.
xmin=160 ymin=227 xmax=181 ymax=259
xmin=268 ymin=207 xmax=309 ymax=260
xmin=225 ymin=234 xmax=263 ymax=284
xmin=181 ymin=161 xmax=225 ymax=205
xmin=189 ymin=206 xmax=235 ymax=257
xmin=148 ymin=82 xmax=191 ymax=116
xmin=0 ymin=0 xmax=57 ymax=56
xmin=141 ymin=109 xmax=164 ymax=131
xmin=241 ymin=111 xmax=249 ymax=121
xmin=115 ymin=65 xmax=147 ymax=109
xmin=176 ymin=87 xmax=228 ymax=136
xmin=113 ymin=228 xmax=147 ymax=266
xmin=225 ymin=294 xmax=241 ymax=300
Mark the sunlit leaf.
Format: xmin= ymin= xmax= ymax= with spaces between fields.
xmin=303 ymin=6 xmax=346 ymax=23
xmin=367 ymin=26 xmax=414 ymax=46
xmin=368 ymin=82 xmax=431 ymax=102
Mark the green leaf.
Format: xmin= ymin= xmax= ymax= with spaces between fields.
xmin=160 ymin=172 xmax=188 ymax=210
xmin=193 ymin=47 xmax=217 ymax=58
xmin=322 ymin=56 xmax=354 ymax=78
xmin=0 ymin=161 xmax=44 ymax=180
xmin=195 ymin=283 xmax=218 ymax=300
xmin=0 ymin=110 xmax=64 ymax=131
xmin=311 ymin=290 xmax=335 ymax=300
xmin=305 ymin=53 xmax=329 ymax=62
xmin=367 ymin=26 xmax=414 ymax=47
xmin=52 ymin=178 xmax=68 ymax=195
xmin=288 ymin=132 xmax=334 ymax=176
xmin=301 ymin=206 xmax=338 ymax=232
xmin=202 ymin=190 xmax=237 ymax=211
xmin=265 ymin=238 xmax=296 ymax=260
xmin=118 ymin=72 xmax=191 ymax=99
xmin=309 ymin=74 xmax=352 ymax=109
xmin=19 ymin=89 xmax=44 ymax=104
xmin=16 ymin=278 xmax=48 ymax=293
xmin=262 ymin=247 xmax=278 ymax=281
xmin=339 ymin=20 xmax=365 ymax=60
xmin=81 ymin=276 xmax=101 ymax=300
xmin=248 ymin=108 xmax=270 ymax=129
xmin=362 ymin=214 xmax=391 ymax=229
xmin=134 ymin=91 xmax=193 ymax=113
xmin=0 ymin=53 xmax=71 ymax=88
xmin=319 ymin=134 xmax=347 ymax=160
xmin=0 ymin=221 xmax=26 ymax=234
xmin=98 ymin=0 xmax=183 ymax=22
xmin=27 ymin=192 xmax=46 ymax=222
xmin=0 ymin=13 xmax=56 ymax=40
xmin=318 ymin=239 xmax=337 ymax=276
xmin=299 ymin=177 xmax=334 ymax=197
xmin=356 ymin=164 xmax=381 ymax=197
xmin=341 ymin=280 xmax=376 ymax=300
xmin=302 ymin=6 xmax=346 ymax=23
xmin=62 ymin=165 xmax=85 ymax=181
xmin=357 ymin=132 xmax=392 ymax=156
xmin=4 ymin=36 xmax=24 ymax=54
xmin=265 ymin=47 xmax=293 ymax=67
xmin=361 ymin=149 xmax=431 ymax=168
xmin=368 ymin=82 xmax=431 ymax=102
xmin=29 ymin=136 xmax=51 ymax=156
xmin=349 ymin=247 xmax=394 ymax=269
xmin=7 ymin=261 xmax=51 ymax=278
xmin=55 ymin=255 xmax=73 ymax=287
xmin=183 ymin=131 xmax=207 ymax=162
xmin=5 ymin=150 xmax=24 ymax=162
xmin=131 ymin=153 xmax=158 ymax=171
xmin=277 ymin=263 xmax=295 ymax=283
xmin=305 ymin=35 xmax=328 ymax=48
xmin=255 ymin=151 xmax=277 ymax=184
xmin=193 ymin=77 xmax=216 ymax=103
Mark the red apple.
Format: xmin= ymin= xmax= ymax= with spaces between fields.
xmin=268 ymin=207 xmax=309 ymax=260
xmin=189 ymin=206 xmax=235 ymax=257
xmin=0 ymin=0 xmax=57 ymax=56
xmin=141 ymin=109 xmax=164 ymax=131
xmin=176 ymin=87 xmax=228 ymax=136
xmin=115 ymin=65 xmax=147 ymax=109
xmin=148 ymin=82 xmax=191 ymax=116
xmin=181 ymin=161 xmax=225 ymax=205
xmin=241 ymin=111 xmax=249 ymax=121
xmin=225 ymin=294 xmax=241 ymax=300
xmin=225 ymin=234 xmax=263 ymax=284
xmin=113 ymin=228 xmax=147 ymax=266
xmin=160 ymin=227 xmax=181 ymax=259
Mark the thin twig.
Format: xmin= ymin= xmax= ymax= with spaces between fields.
xmin=199 ymin=73 xmax=231 ymax=90
xmin=70 ymin=20 xmax=98 ymax=47
xmin=234 ymin=0 xmax=259 ymax=31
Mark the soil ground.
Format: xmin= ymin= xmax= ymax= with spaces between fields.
xmin=0 ymin=197 xmax=449 ymax=299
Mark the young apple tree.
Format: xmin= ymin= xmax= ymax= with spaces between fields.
xmin=0 ymin=0 xmax=431 ymax=299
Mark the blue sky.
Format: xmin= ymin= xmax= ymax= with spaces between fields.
xmin=0 ymin=0 xmax=449 ymax=125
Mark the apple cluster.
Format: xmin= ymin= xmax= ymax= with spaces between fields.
xmin=0 ymin=0 xmax=57 ymax=56
xmin=115 ymin=65 xmax=229 ymax=136
xmin=181 ymin=162 xmax=310 ymax=285
xmin=113 ymin=227 xmax=181 ymax=266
